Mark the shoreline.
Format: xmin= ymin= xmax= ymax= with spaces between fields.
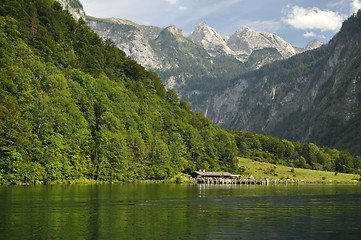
xmin=1 ymin=178 xmax=360 ymax=186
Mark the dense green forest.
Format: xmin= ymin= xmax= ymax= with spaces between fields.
xmin=0 ymin=0 xmax=360 ymax=184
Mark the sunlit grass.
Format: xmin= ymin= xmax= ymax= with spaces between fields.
xmin=238 ymin=157 xmax=361 ymax=184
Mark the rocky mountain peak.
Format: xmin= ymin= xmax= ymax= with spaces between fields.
xmin=189 ymin=22 xmax=233 ymax=56
xmin=305 ymin=39 xmax=324 ymax=51
xmin=234 ymin=25 xmax=253 ymax=35
xmin=55 ymin=0 xmax=85 ymax=21
xmin=227 ymin=25 xmax=298 ymax=57
xmin=107 ymin=18 xmax=139 ymax=27
xmin=164 ymin=25 xmax=185 ymax=37
xmin=190 ymin=22 xmax=220 ymax=39
xmin=198 ymin=22 xmax=209 ymax=27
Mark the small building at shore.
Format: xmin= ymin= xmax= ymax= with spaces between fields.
xmin=191 ymin=170 xmax=233 ymax=179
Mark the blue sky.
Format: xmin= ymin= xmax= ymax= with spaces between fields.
xmin=81 ymin=0 xmax=361 ymax=47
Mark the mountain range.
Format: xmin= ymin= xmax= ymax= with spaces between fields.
xmin=87 ymin=17 xmax=323 ymax=71
xmin=86 ymin=15 xmax=323 ymax=120
xmin=88 ymin=17 xmax=322 ymax=69
xmin=56 ymin=1 xmax=323 ymax=100
xmin=58 ymin=0 xmax=360 ymax=156
xmin=205 ymin=12 xmax=361 ymax=155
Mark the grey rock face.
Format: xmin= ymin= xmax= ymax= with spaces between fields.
xmin=189 ymin=23 xmax=233 ymax=56
xmin=305 ymin=39 xmax=324 ymax=51
xmin=87 ymin=17 xmax=164 ymax=69
xmin=87 ymin=17 xmax=322 ymax=72
xmin=202 ymin=12 xmax=361 ymax=155
xmin=55 ymin=0 xmax=85 ymax=21
xmin=87 ymin=17 xmax=199 ymax=71
xmin=226 ymin=26 xmax=299 ymax=58
xmin=189 ymin=23 xmax=317 ymax=60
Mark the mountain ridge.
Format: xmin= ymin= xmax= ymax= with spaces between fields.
xmin=93 ymin=18 xmax=321 ymax=64
xmin=225 ymin=25 xmax=299 ymax=58
xmin=204 ymin=11 xmax=361 ymax=155
xmin=86 ymin=16 xmax=322 ymax=95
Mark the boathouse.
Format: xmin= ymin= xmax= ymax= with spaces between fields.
xmin=191 ymin=170 xmax=233 ymax=179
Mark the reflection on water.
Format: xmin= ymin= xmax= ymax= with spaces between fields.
xmin=0 ymin=184 xmax=360 ymax=240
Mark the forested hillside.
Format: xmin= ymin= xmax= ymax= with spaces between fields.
xmin=0 ymin=0 xmax=360 ymax=184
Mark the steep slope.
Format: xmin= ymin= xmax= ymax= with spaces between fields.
xmin=189 ymin=22 xmax=233 ymax=56
xmin=206 ymin=11 xmax=361 ymax=155
xmin=60 ymin=0 xmax=325 ymax=124
xmin=56 ymin=0 xmax=85 ymax=20
xmin=305 ymin=39 xmax=324 ymax=51
xmin=86 ymin=17 xmax=313 ymax=114
xmin=87 ymin=18 xmax=302 ymax=72
xmin=87 ymin=17 xmax=250 ymax=102
xmin=0 ymin=0 xmax=244 ymax=183
xmin=87 ymin=17 xmax=163 ymax=69
xmin=226 ymin=26 xmax=299 ymax=58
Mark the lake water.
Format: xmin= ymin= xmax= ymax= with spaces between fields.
xmin=0 ymin=183 xmax=361 ymax=240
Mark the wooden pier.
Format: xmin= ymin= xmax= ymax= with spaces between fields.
xmin=191 ymin=171 xmax=296 ymax=185
xmin=196 ymin=178 xmax=265 ymax=185
xmin=195 ymin=177 xmax=298 ymax=185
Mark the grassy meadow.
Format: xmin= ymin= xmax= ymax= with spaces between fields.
xmin=237 ymin=158 xmax=361 ymax=184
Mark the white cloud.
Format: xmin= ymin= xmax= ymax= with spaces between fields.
xmin=283 ymin=5 xmax=346 ymax=32
xmin=165 ymin=0 xmax=179 ymax=4
xmin=351 ymin=0 xmax=361 ymax=13
xmin=178 ymin=6 xmax=188 ymax=11
xmin=304 ymin=32 xmax=316 ymax=38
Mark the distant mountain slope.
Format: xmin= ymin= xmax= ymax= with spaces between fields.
xmin=56 ymin=0 xmax=325 ymax=119
xmin=87 ymin=17 xmax=315 ymax=70
xmin=87 ymin=17 xmax=164 ymax=69
xmin=305 ymin=39 xmax=324 ymax=51
xmin=225 ymin=25 xmax=299 ymax=58
xmin=86 ymin=17 xmax=322 ymax=113
xmin=87 ymin=17 xmax=247 ymax=105
xmin=206 ymin=11 xmax=361 ymax=155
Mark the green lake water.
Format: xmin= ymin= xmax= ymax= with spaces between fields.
xmin=0 ymin=183 xmax=360 ymax=240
